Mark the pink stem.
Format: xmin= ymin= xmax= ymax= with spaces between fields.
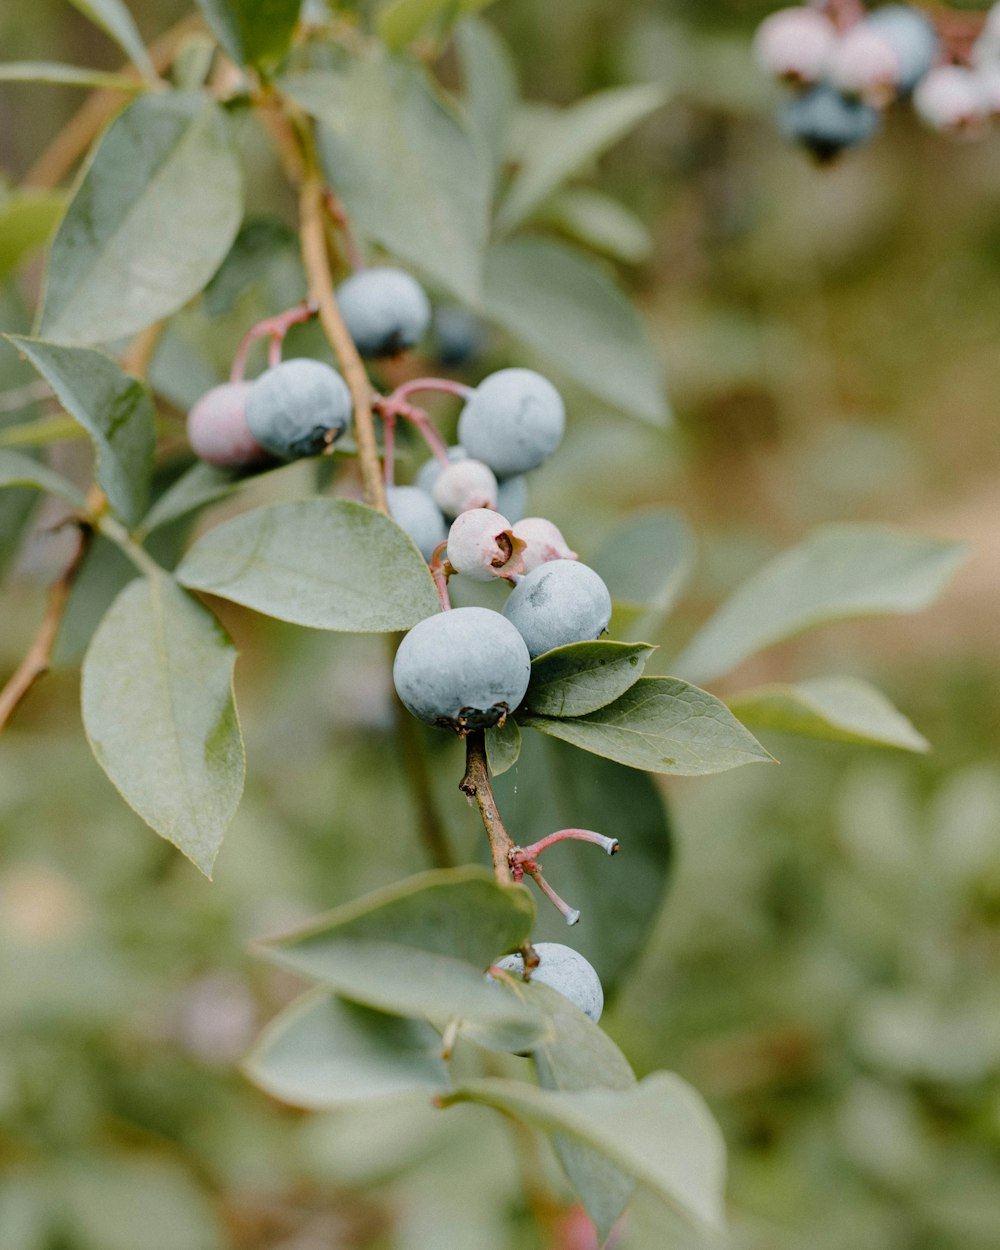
xmin=390 ymin=377 xmax=474 ymax=405
xmin=229 ymin=301 xmax=317 ymax=383
xmin=517 ymin=828 xmax=620 ymax=860
xmin=524 ymin=863 xmax=580 ymax=926
xmin=428 ymin=542 xmax=453 ymax=612
xmin=375 ymin=395 xmax=451 ymax=464
xmin=267 ymin=335 xmax=283 ymax=369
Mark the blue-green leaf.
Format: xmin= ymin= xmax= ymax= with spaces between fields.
xmin=196 ymin=0 xmax=303 ymax=69
xmin=67 ymin=0 xmax=157 ymax=81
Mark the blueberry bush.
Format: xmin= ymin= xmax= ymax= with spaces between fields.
xmin=0 ymin=2 xmax=982 ymax=1247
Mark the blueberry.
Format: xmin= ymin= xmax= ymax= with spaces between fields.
xmin=432 ymin=305 xmax=485 ymax=366
xmin=502 ymin=559 xmax=612 ymax=658
xmin=336 ymin=267 xmax=431 ymax=358
xmin=779 ymin=83 xmax=881 ymax=161
xmin=246 ymin=358 xmax=351 ymax=460
xmin=392 ymin=606 xmax=531 ymax=732
xmin=866 ymin=4 xmax=938 ymax=93
xmin=511 ymin=517 xmax=577 ymax=573
xmin=913 ymin=66 xmax=986 ymax=133
xmin=457 ymin=368 xmax=565 ymax=477
xmin=186 ymin=381 xmax=270 ymax=467
xmin=752 ymin=7 xmax=837 ymax=85
xmin=417 ymin=447 xmax=527 ymax=521
xmin=386 ymin=485 xmax=447 ymax=561
xmin=495 ymin=943 xmax=604 ymax=1023
xmin=447 ymin=508 xmax=524 ymax=581
xmin=431 ymin=458 xmax=498 ymax=518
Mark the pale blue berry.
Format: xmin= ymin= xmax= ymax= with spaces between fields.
xmin=392 ymin=606 xmax=531 ymax=732
xmin=246 ymin=358 xmax=351 ymax=460
xmin=458 ymin=368 xmax=565 ymax=477
xmin=337 ymin=267 xmax=431 ymax=358
xmin=386 ymin=486 xmax=447 ymax=561
xmin=496 ymin=943 xmax=604 ymax=1023
xmin=502 ymin=559 xmax=612 ymax=658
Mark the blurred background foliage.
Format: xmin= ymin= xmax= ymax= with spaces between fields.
xmin=2 ymin=1 xmax=1000 ymax=1247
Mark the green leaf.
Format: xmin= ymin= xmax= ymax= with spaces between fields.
xmin=0 ymin=449 xmax=86 ymax=508
xmin=0 ymin=62 xmax=147 ymax=91
xmin=0 ymin=191 xmax=64 ymax=283
xmin=136 ymin=461 xmax=244 ymax=540
xmin=522 ymin=676 xmax=773 ymax=776
xmin=259 ymin=867 xmax=545 ymax=1046
xmin=523 ymin=640 xmax=653 ymax=718
xmin=524 ymin=981 xmax=636 ymax=1242
xmin=675 ymin=525 xmax=969 ymax=685
xmin=441 ymin=1072 xmax=727 ymax=1234
xmin=287 ymin=55 xmax=491 ymax=303
xmin=538 ymin=187 xmax=653 ymax=265
xmin=592 ymin=508 xmax=695 ymax=638
xmin=244 ymin=989 xmax=448 ymax=1109
xmin=483 ymin=237 xmax=668 ymax=424
xmin=7 ymin=336 xmax=154 ymax=529
xmin=728 ymin=677 xmax=930 ymax=753
xmin=378 ymin=0 xmax=496 ymax=51
xmin=39 ymin=91 xmax=243 ymax=346
xmin=455 ymin=15 xmax=517 ymax=173
xmin=196 ymin=0 xmax=303 ymax=69
xmin=0 ymin=414 xmax=87 ymax=448
xmin=81 ymin=573 xmax=245 ymax=877
xmin=176 ymin=498 xmax=441 ymax=631
xmin=496 ymin=83 xmax=667 ymax=234
xmin=67 ymin=0 xmax=157 ymax=81
xmin=493 ymin=738 xmax=670 ymax=994
xmin=485 ymin=717 xmax=520 ymax=775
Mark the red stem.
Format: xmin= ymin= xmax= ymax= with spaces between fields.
xmin=516 ymin=828 xmax=620 ymax=860
xmin=389 ymin=377 xmax=474 ymax=405
xmin=229 ymin=300 xmax=317 ymax=383
xmin=428 ymin=542 xmax=453 ymax=611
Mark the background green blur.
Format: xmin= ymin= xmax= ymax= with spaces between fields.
xmin=2 ymin=2 xmax=1000 ymax=1248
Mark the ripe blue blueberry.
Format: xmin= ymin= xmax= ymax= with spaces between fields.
xmin=392 ymin=606 xmax=531 ymax=732
xmin=457 ymin=368 xmax=565 ymax=477
xmin=245 ymin=358 xmax=351 ymax=460
xmin=433 ymin=305 xmax=485 ymax=366
xmin=502 ymin=559 xmax=612 ymax=658
xmin=866 ymin=4 xmax=938 ymax=93
xmin=495 ymin=943 xmax=604 ymax=1023
xmin=336 ymin=266 xmax=431 ymax=358
xmin=779 ymin=83 xmax=881 ymax=161
xmin=186 ymin=381 xmax=269 ymax=467
xmin=386 ymin=485 xmax=447 ymax=562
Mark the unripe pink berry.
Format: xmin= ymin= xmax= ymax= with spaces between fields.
xmin=187 ymin=382 xmax=269 ymax=467
xmin=828 ymin=26 xmax=901 ymax=105
xmin=431 ymin=458 xmax=499 ymax=518
xmin=511 ymin=517 xmax=578 ymax=573
xmin=752 ymin=8 xmax=837 ymax=84
xmin=913 ymin=65 xmax=987 ymax=134
xmin=447 ymin=509 xmax=526 ymax=581
xmin=976 ymin=66 xmax=1000 ymax=117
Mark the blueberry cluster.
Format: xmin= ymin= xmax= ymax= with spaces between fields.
xmin=753 ymin=3 xmax=938 ymax=159
xmin=392 ymin=367 xmax=613 ymax=733
xmin=913 ymin=7 xmax=1000 ymax=136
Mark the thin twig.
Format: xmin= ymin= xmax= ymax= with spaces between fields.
xmin=460 ymin=730 xmax=514 ymax=884
xmin=299 ymin=171 xmax=386 ymax=512
xmin=0 ymin=523 xmax=93 ymax=732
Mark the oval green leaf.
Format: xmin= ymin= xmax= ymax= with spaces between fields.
xmin=0 ymin=62 xmax=147 ymax=91
xmin=674 ymin=524 xmax=969 ymax=685
xmin=197 ymin=0 xmax=303 ymax=68
xmin=67 ymin=0 xmax=157 ymax=80
xmin=523 ymin=640 xmax=654 ymax=718
xmin=728 ymin=677 xmax=930 ymax=753
xmin=0 ymin=448 xmax=86 ymax=509
xmin=81 ymin=573 xmax=245 ymax=877
xmin=483 ymin=237 xmax=668 ymax=424
xmin=258 ymin=867 xmax=545 ymax=1046
xmin=485 ymin=717 xmax=521 ymax=776
xmin=176 ymin=498 xmax=441 ymax=631
xmin=40 ymin=91 xmax=243 ymax=346
xmin=521 ymin=676 xmax=773 ymax=776
xmin=441 ymin=1072 xmax=727 ymax=1234
xmin=7 ymin=336 xmax=154 ymax=529
xmin=244 ymin=988 xmax=448 ymax=1110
